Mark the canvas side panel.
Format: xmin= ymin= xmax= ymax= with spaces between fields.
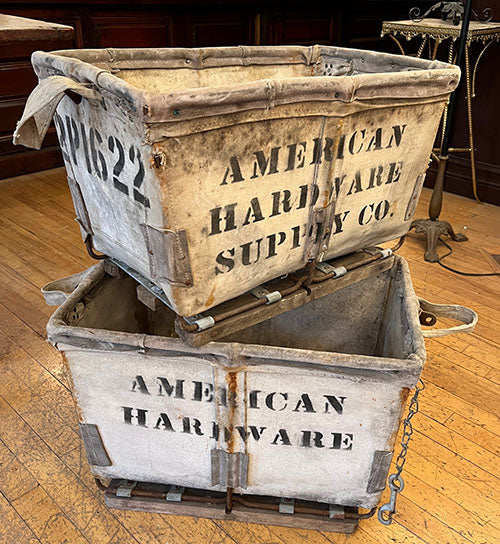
xmin=53 ymin=93 xmax=164 ymax=277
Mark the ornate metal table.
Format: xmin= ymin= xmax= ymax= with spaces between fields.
xmin=382 ymin=18 xmax=500 ymax=203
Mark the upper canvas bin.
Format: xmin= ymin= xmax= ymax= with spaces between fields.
xmin=14 ymin=45 xmax=460 ymax=316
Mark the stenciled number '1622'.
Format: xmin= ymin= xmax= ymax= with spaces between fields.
xmin=54 ymin=113 xmax=150 ymax=208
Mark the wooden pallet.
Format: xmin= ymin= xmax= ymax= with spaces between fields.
xmin=104 ymin=480 xmax=359 ymax=533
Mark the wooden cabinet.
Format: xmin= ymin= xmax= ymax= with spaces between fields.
xmin=0 ymin=14 xmax=73 ymax=179
xmin=90 ymin=11 xmax=173 ymax=47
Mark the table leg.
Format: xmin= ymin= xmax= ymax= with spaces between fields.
xmin=465 ymin=45 xmax=480 ymax=202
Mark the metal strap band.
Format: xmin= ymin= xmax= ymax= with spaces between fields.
xmin=378 ymin=248 xmax=393 ymax=259
xmin=193 ymin=316 xmax=215 ymax=331
xmin=316 ymin=262 xmax=347 ymax=277
xmin=329 ymin=505 xmax=345 ymax=519
xmin=166 ymin=486 xmax=185 ymax=502
xmin=116 ymin=480 xmax=137 ymax=498
xmin=250 ymin=287 xmax=282 ymax=304
xmin=79 ymin=424 xmax=112 ymax=467
xmin=211 ymin=450 xmax=249 ymax=489
xmin=279 ymin=497 xmax=295 ymax=514
xmin=363 ymin=247 xmax=393 ymax=259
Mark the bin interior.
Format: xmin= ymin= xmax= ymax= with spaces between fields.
xmin=116 ymin=64 xmax=316 ymax=92
xmin=71 ymin=258 xmax=418 ymax=361
xmin=56 ymin=47 xmax=437 ymax=93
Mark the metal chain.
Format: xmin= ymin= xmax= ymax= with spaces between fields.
xmin=378 ymin=379 xmax=425 ymax=525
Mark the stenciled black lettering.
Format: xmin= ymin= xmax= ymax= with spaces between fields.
xmin=221 ymin=156 xmax=244 ymax=185
xmin=386 ymin=125 xmax=407 ymax=148
xmin=129 ymin=145 xmax=149 ymax=208
xmin=122 ymin=406 xmax=147 ymax=427
xmin=131 ymin=375 xmax=150 ymax=394
xmin=156 ymin=378 xmax=185 ymax=398
xmin=293 ymin=393 xmax=316 ymax=413
xmin=236 ymin=426 xmax=267 ymax=442
xmin=215 ymin=248 xmax=235 ymax=275
xmin=209 ymin=203 xmax=237 ymax=235
xmin=242 ymin=197 xmax=265 ymax=226
xmin=251 ymin=147 xmax=281 ymax=179
xmin=154 ymin=413 xmax=175 ymax=431
xmin=271 ymin=429 xmax=292 ymax=446
xmin=324 ymin=395 xmax=346 ymax=414
xmin=108 ymin=136 xmax=128 ymax=195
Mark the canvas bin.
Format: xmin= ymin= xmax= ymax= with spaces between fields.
xmin=16 ymin=45 xmax=460 ymax=317
xmin=43 ymin=255 xmax=476 ymax=531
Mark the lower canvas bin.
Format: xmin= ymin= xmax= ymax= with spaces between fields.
xmin=46 ymin=255 xmax=426 ymax=511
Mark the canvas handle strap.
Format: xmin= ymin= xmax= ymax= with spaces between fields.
xmin=419 ymin=297 xmax=477 ymax=337
xmin=13 ymin=75 xmax=99 ymax=150
xmin=42 ymin=265 xmax=101 ymax=306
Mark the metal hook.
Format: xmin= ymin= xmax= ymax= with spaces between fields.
xmin=377 ymin=474 xmax=404 ymax=525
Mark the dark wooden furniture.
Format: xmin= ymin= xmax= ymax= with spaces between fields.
xmin=0 ymin=14 xmax=73 ymax=178
xmin=1 ymin=1 xmax=499 ymax=205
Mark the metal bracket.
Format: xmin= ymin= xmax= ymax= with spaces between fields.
xmin=211 ymin=450 xmax=248 ymax=489
xmin=378 ymin=248 xmax=393 ymax=259
xmin=315 ymin=262 xmax=347 ymax=277
xmin=182 ymin=314 xmax=215 ymax=331
xmin=250 ymin=286 xmax=282 ymax=304
xmin=329 ymin=505 xmax=345 ymax=519
xmin=193 ymin=315 xmax=216 ymax=331
xmin=367 ymin=451 xmax=394 ymax=493
xmin=140 ymin=224 xmax=193 ymax=286
xmin=116 ymin=480 xmax=137 ymax=498
xmin=79 ymin=424 xmax=112 ymax=467
xmin=110 ymin=257 xmax=173 ymax=310
xmin=67 ymin=176 xmax=93 ymax=236
xmin=279 ymin=497 xmax=295 ymax=514
xmin=363 ymin=247 xmax=393 ymax=259
xmin=166 ymin=486 xmax=185 ymax=502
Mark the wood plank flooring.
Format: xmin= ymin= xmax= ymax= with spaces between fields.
xmin=0 ymin=167 xmax=498 ymax=544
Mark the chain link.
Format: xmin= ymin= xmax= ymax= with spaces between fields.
xmin=378 ymin=379 xmax=425 ymax=526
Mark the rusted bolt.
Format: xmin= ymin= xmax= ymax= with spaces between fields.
xmin=152 ymin=152 xmax=166 ymax=168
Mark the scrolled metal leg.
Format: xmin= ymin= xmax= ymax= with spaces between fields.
xmin=410 ymin=218 xmax=467 ymax=263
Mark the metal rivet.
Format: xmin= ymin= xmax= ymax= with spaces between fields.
xmin=173 ymin=109 xmax=181 ymax=116
xmin=334 ymin=92 xmax=340 ymax=98
xmin=185 ymin=59 xmax=191 ymax=64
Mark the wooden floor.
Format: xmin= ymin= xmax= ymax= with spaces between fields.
xmin=0 ymin=167 xmax=498 ymax=544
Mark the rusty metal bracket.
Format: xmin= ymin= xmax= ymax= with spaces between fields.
xmin=140 ymin=224 xmax=193 ymax=286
